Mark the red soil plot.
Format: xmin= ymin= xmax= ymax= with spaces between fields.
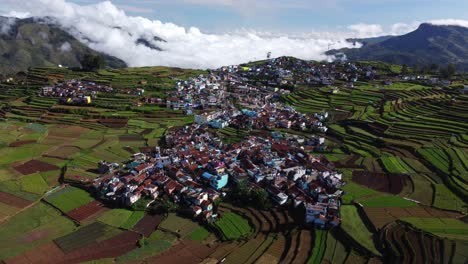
xmin=132 ymin=213 xmax=164 ymax=237
xmin=99 ymin=119 xmax=128 ymax=128
xmin=352 ymin=171 xmax=409 ymax=194
xmin=66 ymin=201 xmax=106 ymax=223
xmin=147 ymin=239 xmax=216 ymax=264
xmin=13 ymin=160 xmax=59 ymax=175
xmin=59 ymin=231 xmax=140 ymax=263
xmin=47 ymin=126 xmax=88 ymax=139
xmin=4 ymin=242 xmax=66 ymax=264
xmin=8 ymin=140 xmax=36 ymax=147
xmin=5 ymin=231 xmax=140 ymax=264
xmin=0 ymin=191 xmax=33 ymax=208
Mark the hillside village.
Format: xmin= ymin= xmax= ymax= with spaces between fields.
xmin=92 ymin=58 xmax=348 ymax=228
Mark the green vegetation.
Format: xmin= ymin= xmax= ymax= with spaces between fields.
xmin=401 ymin=218 xmax=468 ymax=240
xmin=360 ymin=195 xmax=416 ymax=208
xmin=97 ymin=209 xmax=144 ymax=229
xmin=340 ymin=205 xmax=380 ymax=255
xmin=116 ymin=230 xmax=176 ymax=262
xmin=212 ymin=212 xmax=253 ymax=240
xmin=186 ymin=226 xmax=211 ymax=241
xmin=159 ymin=213 xmax=200 ymax=237
xmin=44 ymin=186 xmax=94 ymax=213
xmin=308 ymin=229 xmax=326 ymax=264
xmin=341 ymin=182 xmax=379 ymax=204
xmin=0 ymin=202 xmax=76 ymax=259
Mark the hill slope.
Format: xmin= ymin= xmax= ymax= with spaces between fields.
xmin=0 ymin=16 xmax=126 ymax=74
xmin=330 ymin=23 xmax=468 ymax=70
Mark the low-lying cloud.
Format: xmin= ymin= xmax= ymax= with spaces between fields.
xmin=1 ymin=0 xmax=467 ymax=69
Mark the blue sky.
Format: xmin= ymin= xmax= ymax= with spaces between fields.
xmin=68 ymin=0 xmax=467 ymax=33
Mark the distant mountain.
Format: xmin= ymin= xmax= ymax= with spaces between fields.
xmin=329 ymin=23 xmax=468 ymax=71
xmin=346 ymin=35 xmax=395 ymax=47
xmin=0 ymin=16 xmax=127 ymax=74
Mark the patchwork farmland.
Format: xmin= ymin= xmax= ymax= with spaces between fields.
xmin=0 ymin=59 xmax=466 ymax=264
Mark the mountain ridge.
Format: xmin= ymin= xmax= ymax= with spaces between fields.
xmin=0 ymin=16 xmax=127 ymax=74
xmin=330 ymin=23 xmax=468 ymax=71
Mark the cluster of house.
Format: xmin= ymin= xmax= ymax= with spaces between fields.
xmin=93 ymin=122 xmax=344 ymax=227
xmin=194 ymin=104 xmax=329 ymax=133
xmin=164 ymin=75 xmax=226 ymax=111
xmin=40 ymin=80 xmax=113 ymax=105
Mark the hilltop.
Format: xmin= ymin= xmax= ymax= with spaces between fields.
xmin=330 ymin=23 xmax=468 ymax=70
xmin=0 ymin=16 xmax=126 ymax=74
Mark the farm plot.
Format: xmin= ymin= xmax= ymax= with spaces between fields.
xmin=0 ymin=202 xmax=76 ymax=260
xmin=159 ymin=213 xmax=200 ymax=237
xmin=13 ymin=160 xmax=59 ymax=175
xmin=17 ymin=173 xmax=50 ymax=195
xmin=44 ymin=186 xmax=95 ymax=213
xmin=186 ymin=226 xmax=211 ymax=241
xmin=352 ymin=171 xmax=410 ymax=195
xmin=115 ymin=230 xmax=176 ymax=262
xmin=60 ymin=230 xmax=141 ymax=263
xmin=144 ymin=239 xmax=216 ymax=264
xmin=0 ymin=191 xmax=33 ymax=208
xmin=8 ymin=140 xmax=36 ymax=147
xmin=307 ymin=229 xmax=326 ymax=264
xmin=359 ymin=195 xmax=416 ymax=208
xmin=380 ymin=222 xmax=462 ymax=264
xmin=363 ymin=205 xmax=463 ymax=230
xmin=54 ymin=222 xmax=121 ymax=253
xmin=212 ymin=212 xmax=253 ymax=241
xmin=340 ymin=205 xmax=380 ymax=255
xmin=43 ymin=146 xmax=82 ymax=159
xmin=401 ymin=217 xmax=468 ymax=240
xmin=132 ymin=213 xmax=164 ymax=237
xmin=66 ymin=200 xmax=107 ymax=223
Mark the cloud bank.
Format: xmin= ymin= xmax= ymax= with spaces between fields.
xmin=1 ymin=0 xmax=467 ymax=69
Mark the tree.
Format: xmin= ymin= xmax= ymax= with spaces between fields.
xmin=251 ymin=189 xmax=272 ymax=210
xmin=440 ymin=64 xmax=457 ymax=79
xmin=80 ymin=54 xmax=105 ymax=71
xmin=401 ymin=64 xmax=409 ymax=75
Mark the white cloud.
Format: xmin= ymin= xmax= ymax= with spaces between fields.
xmin=347 ymin=23 xmax=383 ymax=37
xmin=0 ymin=16 xmax=16 ymax=35
xmin=59 ymin=41 xmax=72 ymax=52
xmin=389 ymin=22 xmax=419 ymax=36
xmin=0 ymin=0 xmax=359 ymax=69
xmin=429 ymin=19 xmax=468 ymax=28
xmin=1 ymin=0 xmax=466 ymax=69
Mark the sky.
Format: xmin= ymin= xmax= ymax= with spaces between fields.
xmin=66 ymin=0 xmax=468 ymax=33
xmin=0 ymin=0 xmax=467 ymax=69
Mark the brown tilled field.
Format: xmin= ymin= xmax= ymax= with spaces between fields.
xmin=380 ymin=222 xmax=457 ymax=264
xmin=8 ymin=140 xmax=36 ymax=147
xmin=352 ymin=171 xmax=409 ymax=194
xmin=146 ymin=239 xmax=216 ymax=264
xmin=47 ymin=126 xmax=88 ymax=139
xmin=364 ymin=206 xmax=464 ymax=230
xmin=0 ymin=191 xmax=33 ymax=208
xmin=99 ymin=119 xmax=128 ymax=128
xmin=66 ymin=201 xmax=106 ymax=223
xmin=4 ymin=242 xmax=66 ymax=264
xmin=132 ymin=214 xmax=164 ymax=237
xmin=13 ymin=160 xmax=59 ymax=175
xmin=43 ymin=146 xmax=82 ymax=159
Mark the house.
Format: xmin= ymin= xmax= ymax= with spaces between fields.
xmin=201 ymin=200 xmax=213 ymax=211
xmin=203 ymin=172 xmax=228 ymax=190
xmin=210 ymin=119 xmax=229 ymax=129
xmin=192 ymin=205 xmax=202 ymax=216
xmin=463 ymin=85 xmax=468 ymax=94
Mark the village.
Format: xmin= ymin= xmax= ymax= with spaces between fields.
xmin=92 ymin=58 xmax=348 ymax=229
